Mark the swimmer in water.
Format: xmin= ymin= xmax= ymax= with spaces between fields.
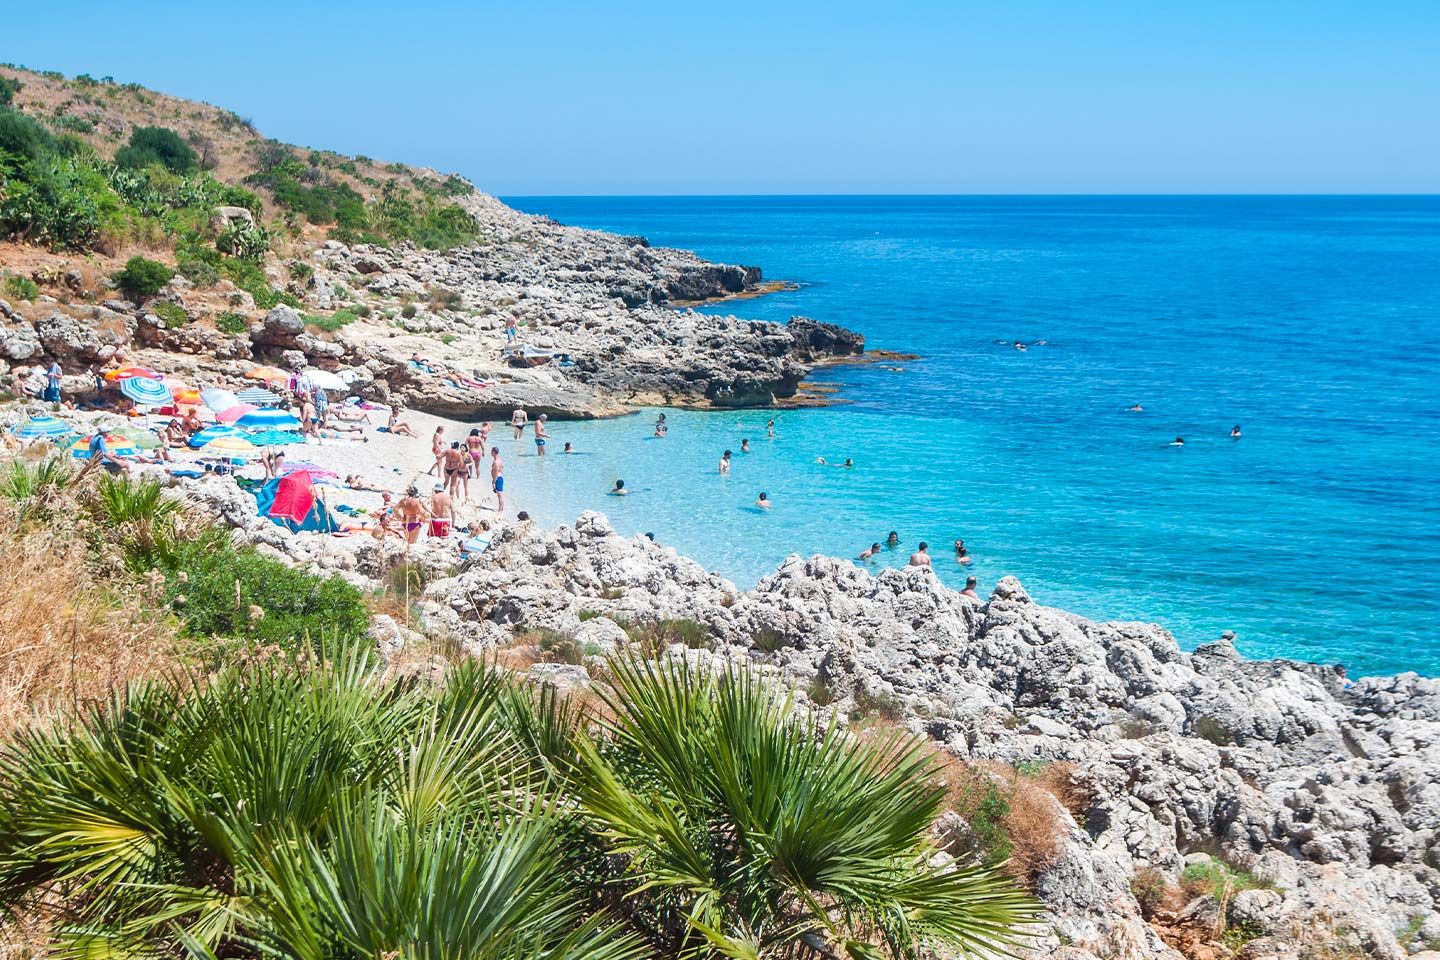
xmin=1231 ymin=424 xmax=1242 ymax=438
xmin=609 ymin=479 xmax=628 ymax=496
xmin=908 ymin=542 xmax=932 ymax=567
xmin=1014 ymin=342 xmax=1027 ymax=352
xmin=857 ymin=542 xmax=881 ymax=560
xmin=1128 ymin=403 xmax=1144 ymax=412
xmin=563 ymin=441 xmax=574 ymax=454
xmin=954 ymin=539 xmax=972 ymax=564
xmin=886 ymin=531 xmax=900 ymax=548
xmin=766 ymin=419 xmax=776 ymax=440
xmin=654 ymin=413 xmax=667 ymax=437
xmin=740 ymin=438 xmax=751 ymax=453
xmin=961 ymin=576 xmax=981 ymax=601
xmin=1171 ymin=437 xmax=1185 ymax=447
xmin=816 ymin=456 xmax=827 ymax=465
xmin=719 ymin=449 xmax=732 ymax=474
xmin=756 ymin=491 xmax=771 ymax=509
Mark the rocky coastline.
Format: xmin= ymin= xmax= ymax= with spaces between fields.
xmin=1 ymin=184 xmax=864 ymax=422
xmin=175 ymin=464 xmax=1440 ymax=960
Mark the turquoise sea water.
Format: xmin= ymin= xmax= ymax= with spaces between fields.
xmin=499 ymin=196 xmax=1440 ymax=677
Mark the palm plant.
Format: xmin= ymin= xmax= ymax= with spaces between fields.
xmin=85 ymin=472 xmax=185 ymax=570
xmin=573 ymin=658 xmax=1040 ymax=960
xmin=0 ymin=653 xmax=638 ymax=960
xmin=0 ymin=456 xmax=75 ymax=526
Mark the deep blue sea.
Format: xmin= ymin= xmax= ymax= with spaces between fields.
xmin=501 ymin=196 xmax=1440 ymax=677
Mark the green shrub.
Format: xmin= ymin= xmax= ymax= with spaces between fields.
xmin=111 ymin=255 xmax=172 ymax=301
xmin=2 ymin=272 xmax=39 ymax=300
xmin=288 ymin=261 xmax=313 ymax=282
xmin=0 ymin=75 xmax=21 ymax=107
xmin=400 ymin=303 xmax=417 ymax=318
xmin=0 ymin=106 xmax=56 ymax=159
xmin=151 ymin=300 xmax=187 ymax=329
xmin=164 ymin=531 xmax=370 ymax=652
xmin=1193 ymin=716 xmax=1235 ymax=746
xmin=215 ymin=218 xmax=269 ymax=260
xmin=305 ymin=308 xmax=357 ymax=333
xmin=750 ymin=628 xmax=787 ymax=652
xmin=623 ymin=617 xmax=713 ymax=655
xmin=215 ymin=310 xmax=248 ymax=334
xmin=1180 ymin=857 xmax=1272 ymax=900
xmin=114 ymin=125 xmax=197 ymax=174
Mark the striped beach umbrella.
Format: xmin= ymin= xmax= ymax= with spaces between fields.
xmin=188 ymin=425 xmax=242 ymax=448
xmin=278 ymin=461 xmax=338 ymax=478
xmin=215 ymin=403 xmax=258 ymax=423
xmin=70 ymin=433 xmax=140 ymax=460
xmin=247 ymin=429 xmax=303 ymax=447
xmin=118 ymin=376 xmax=174 ymax=407
xmin=237 ymin=409 xmax=301 ymax=430
xmin=235 ymin=387 xmax=282 ymax=406
xmin=13 ymin=416 xmax=73 ymax=440
xmin=203 ymin=435 xmax=258 ymax=458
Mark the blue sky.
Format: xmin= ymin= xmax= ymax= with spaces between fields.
xmin=4 ymin=1 xmax=1436 ymax=194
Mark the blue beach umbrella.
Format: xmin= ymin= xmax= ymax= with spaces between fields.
xmin=237 ymin=409 xmax=301 ymax=430
xmin=14 ymin=416 xmax=73 ymax=440
xmin=188 ymin=425 xmax=243 ymax=448
xmin=247 ymin=429 xmax=304 ymax=447
xmin=118 ymin=376 xmax=174 ymax=407
xmin=235 ymin=387 xmax=282 ymax=406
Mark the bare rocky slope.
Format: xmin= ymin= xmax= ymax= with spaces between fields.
xmin=179 ymin=473 xmax=1440 ymax=960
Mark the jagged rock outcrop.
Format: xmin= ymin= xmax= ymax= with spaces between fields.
xmin=407 ymin=512 xmax=1440 ymax=960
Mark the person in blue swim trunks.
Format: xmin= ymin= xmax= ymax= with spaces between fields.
xmin=489 ymin=446 xmax=505 ymax=513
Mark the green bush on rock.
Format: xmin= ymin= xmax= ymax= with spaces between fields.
xmin=111 ymin=254 xmax=172 ymax=301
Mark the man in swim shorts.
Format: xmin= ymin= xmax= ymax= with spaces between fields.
xmin=719 ymin=450 xmax=731 ymax=474
xmin=534 ymin=414 xmax=549 ymax=455
xmin=490 ymin=446 xmax=505 ymax=512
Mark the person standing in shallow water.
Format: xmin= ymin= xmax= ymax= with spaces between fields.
xmin=766 ymin=419 xmax=776 ymax=440
xmin=511 ymin=406 xmax=528 ymax=440
xmin=490 ymin=446 xmax=505 ymax=513
xmin=908 ymin=542 xmax=932 ymax=568
xmin=534 ymin=414 xmax=549 ymax=455
xmin=719 ymin=450 xmax=732 ymax=474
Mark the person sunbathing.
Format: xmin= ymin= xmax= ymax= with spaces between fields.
xmin=386 ymin=406 xmax=418 ymax=437
xmin=344 ymin=475 xmax=390 ymax=493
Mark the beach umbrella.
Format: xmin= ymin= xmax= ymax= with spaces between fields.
xmin=215 ymin=403 xmax=258 ymax=423
xmin=200 ymin=387 xmax=240 ymax=413
xmin=280 ymin=467 xmax=339 ymax=486
xmin=247 ymin=429 xmax=303 ymax=447
xmin=112 ymin=426 xmax=162 ymax=450
xmin=167 ymin=382 xmax=202 ymax=406
xmin=13 ymin=416 xmax=73 ymax=440
xmin=203 ymin=435 xmax=258 ymax=458
xmin=245 ymin=365 xmax=289 ymax=383
xmin=118 ymin=376 xmax=174 ymax=407
xmin=104 ymin=365 xmax=162 ymax=382
xmin=235 ymin=387 xmax=282 ymax=406
xmin=303 ymin=369 xmax=348 ymax=392
xmin=237 ymin=409 xmax=301 ymax=430
xmin=188 ymin=425 xmax=242 ymax=448
xmin=70 ymin=433 xmax=140 ymax=460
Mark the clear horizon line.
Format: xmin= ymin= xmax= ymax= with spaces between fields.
xmin=498 ymin=191 xmax=1440 ymax=199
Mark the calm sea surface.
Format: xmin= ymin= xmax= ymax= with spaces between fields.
xmin=500 ymin=196 xmax=1440 ymax=677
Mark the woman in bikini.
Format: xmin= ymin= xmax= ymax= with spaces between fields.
xmin=395 ymin=486 xmax=426 ymax=545
xmin=466 ymin=428 xmax=485 ymax=476
xmin=443 ymin=442 xmax=469 ymax=501
xmin=427 ymin=426 xmax=446 ymax=475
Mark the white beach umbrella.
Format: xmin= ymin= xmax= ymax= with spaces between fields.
xmin=304 ymin=369 xmax=348 ymax=392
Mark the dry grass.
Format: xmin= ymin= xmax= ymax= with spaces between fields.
xmin=930 ymin=751 xmax=1072 ymax=887
xmin=0 ymin=507 xmax=177 ymax=736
